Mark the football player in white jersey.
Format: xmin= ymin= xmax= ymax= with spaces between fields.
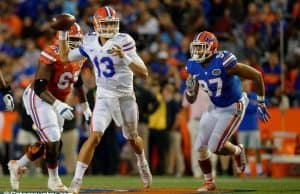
xmin=58 ymin=6 xmax=152 ymax=193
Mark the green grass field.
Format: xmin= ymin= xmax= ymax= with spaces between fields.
xmin=1 ymin=175 xmax=300 ymax=193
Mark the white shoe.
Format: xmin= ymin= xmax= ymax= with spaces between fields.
xmin=8 ymin=160 xmax=26 ymax=190
xmin=48 ymin=176 xmax=68 ymax=192
xmin=234 ymin=144 xmax=247 ymax=174
xmin=137 ymin=161 xmax=152 ymax=188
xmin=68 ymin=178 xmax=82 ymax=194
xmin=197 ymin=180 xmax=216 ymax=192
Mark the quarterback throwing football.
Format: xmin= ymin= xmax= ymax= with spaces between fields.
xmin=58 ymin=6 xmax=152 ymax=193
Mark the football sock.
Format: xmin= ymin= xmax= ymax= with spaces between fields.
xmin=203 ymin=173 xmax=214 ymax=182
xmin=48 ymin=166 xmax=58 ymax=178
xmin=74 ymin=161 xmax=88 ymax=180
xmin=135 ymin=150 xmax=146 ymax=164
xmin=17 ymin=155 xmax=31 ymax=167
xmin=234 ymin=146 xmax=241 ymax=155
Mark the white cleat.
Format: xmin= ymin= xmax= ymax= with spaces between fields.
xmin=8 ymin=160 xmax=26 ymax=190
xmin=234 ymin=144 xmax=247 ymax=174
xmin=197 ymin=180 xmax=216 ymax=192
xmin=68 ymin=178 xmax=82 ymax=194
xmin=137 ymin=161 xmax=152 ymax=188
xmin=48 ymin=176 xmax=68 ymax=192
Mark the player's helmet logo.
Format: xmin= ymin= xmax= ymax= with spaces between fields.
xmin=190 ymin=31 xmax=218 ymax=63
xmin=93 ymin=6 xmax=119 ymax=38
xmin=67 ymin=22 xmax=83 ymax=49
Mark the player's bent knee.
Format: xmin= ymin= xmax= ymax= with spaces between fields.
xmin=88 ymin=131 xmax=102 ymax=146
xmin=26 ymin=142 xmax=45 ymax=161
xmin=45 ymin=140 xmax=62 ymax=164
xmin=198 ymin=147 xmax=211 ymax=161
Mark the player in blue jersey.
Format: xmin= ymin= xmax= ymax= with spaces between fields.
xmin=185 ymin=31 xmax=270 ymax=192
xmin=238 ymin=80 xmax=263 ymax=176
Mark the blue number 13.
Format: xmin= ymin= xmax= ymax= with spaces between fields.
xmin=93 ymin=56 xmax=115 ymax=78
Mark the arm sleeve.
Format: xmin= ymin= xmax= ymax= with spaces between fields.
xmin=127 ymin=51 xmax=144 ymax=65
xmin=68 ymin=47 xmax=87 ymax=61
xmin=122 ymin=34 xmax=136 ymax=54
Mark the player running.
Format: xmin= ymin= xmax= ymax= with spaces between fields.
xmin=7 ymin=23 xmax=91 ymax=192
xmin=185 ymin=31 xmax=270 ymax=192
xmin=57 ymin=6 xmax=152 ymax=193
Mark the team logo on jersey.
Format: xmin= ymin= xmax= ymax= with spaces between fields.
xmin=212 ymin=68 xmax=221 ymax=76
xmin=107 ymin=49 xmax=113 ymax=54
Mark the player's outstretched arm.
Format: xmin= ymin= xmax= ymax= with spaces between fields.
xmin=58 ymin=31 xmax=70 ymax=62
xmin=227 ymin=63 xmax=264 ymax=98
xmin=0 ymin=71 xmax=14 ymax=111
xmin=227 ymin=62 xmax=271 ymax=122
xmin=185 ymin=74 xmax=199 ymax=104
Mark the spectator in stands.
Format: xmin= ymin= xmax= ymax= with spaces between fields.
xmin=269 ymin=86 xmax=290 ymax=115
xmin=262 ymin=52 xmax=281 ymax=98
xmin=148 ymin=81 xmax=169 ymax=175
xmin=238 ymin=80 xmax=263 ymax=176
xmin=163 ymin=84 xmax=185 ymax=177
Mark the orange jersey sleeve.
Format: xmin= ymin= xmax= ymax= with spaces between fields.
xmin=39 ymin=45 xmax=59 ymax=65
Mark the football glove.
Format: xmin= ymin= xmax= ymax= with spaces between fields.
xmin=53 ymin=100 xmax=74 ymax=120
xmin=80 ymin=102 xmax=92 ymax=121
xmin=186 ymin=75 xmax=197 ymax=96
xmin=1 ymin=86 xmax=14 ymax=111
xmin=257 ymin=102 xmax=271 ymax=123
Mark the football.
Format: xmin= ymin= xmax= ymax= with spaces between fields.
xmin=50 ymin=13 xmax=76 ymax=31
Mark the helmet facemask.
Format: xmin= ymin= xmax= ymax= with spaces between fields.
xmin=94 ymin=16 xmax=119 ymax=38
xmin=67 ymin=36 xmax=82 ymax=49
xmin=190 ymin=40 xmax=213 ymax=63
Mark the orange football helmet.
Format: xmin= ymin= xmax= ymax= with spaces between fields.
xmin=190 ymin=31 xmax=219 ymax=62
xmin=56 ymin=22 xmax=83 ymax=49
xmin=67 ymin=22 xmax=83 ymax=49
xmin=93 ymin=6 xmax=119 ymax=38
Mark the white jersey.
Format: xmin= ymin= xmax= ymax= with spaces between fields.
xmin=73 ymin=32 xmax=137 ymax=98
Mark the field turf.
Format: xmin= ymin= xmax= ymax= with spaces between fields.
xmin=1 ymin=175 xmax=300 ymax=193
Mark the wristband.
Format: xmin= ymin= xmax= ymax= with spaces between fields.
xmin=122 ymin=54 xmax=133 ymax=66
xmin=257 ymin=95 xmax=265 ymax=102
xmin=58 ymin=31 xmax=68 ymax=40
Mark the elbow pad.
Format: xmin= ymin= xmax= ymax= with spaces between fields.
xmin=34 ymin=79 xmax=48 ymax=95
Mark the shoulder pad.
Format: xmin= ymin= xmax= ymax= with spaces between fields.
xmin=215 ymin=50 xmax=237 ymax=70
xmin=39 ymin=45 xmax=58 ymax=64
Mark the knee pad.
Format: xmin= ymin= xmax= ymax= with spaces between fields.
xmin=45 ymin=140 xmax=62 ymax=164
xmin=198 ymin=147 xmax=211 ymax=161
xmin=26 ymin=142 xmax=45 ymax=161
xmin=123 ymin=122 xmax=138 ymax=140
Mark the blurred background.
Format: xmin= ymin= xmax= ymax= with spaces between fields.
xmin=0 ymin=0 xmax=300 ymax=179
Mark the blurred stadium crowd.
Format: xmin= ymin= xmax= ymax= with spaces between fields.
xmin=0 ymin=0 xmax=300 ymax=177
